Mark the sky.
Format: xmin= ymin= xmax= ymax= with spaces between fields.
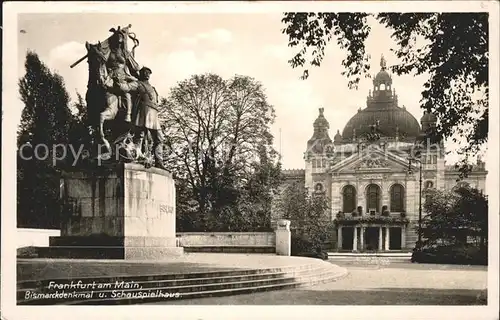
xmin=17 ymin=12 xmax=464 ymax=169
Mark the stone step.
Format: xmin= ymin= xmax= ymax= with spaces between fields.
xmin=183 ymin=246 xmax=276 ymax=254
xmin=328 ymin=252 xmax=412 ymax=258
xmin=64 ymin=268 xmax=347 ymax=305
xmin=17 ymin=263 xmax=319 ymax=290
xmin=17 ymin=265 xmax=325 ymax=298
xmin=18 ymin=264 xmax=348 ymax=305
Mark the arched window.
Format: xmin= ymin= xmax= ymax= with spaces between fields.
xmin=425 ymin=181 xmax=434 ymax=189
xmin=366 ymin=184 xmax=381 ymax=213
xmin=380 ymin=84 xmax=386 ymax=90
xmin=342 ymin=185 xmax=356 ymax=213
xmin=390 ymin=184 xmax=405 ymax=212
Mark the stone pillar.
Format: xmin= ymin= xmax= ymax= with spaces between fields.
xmin=353 ymin=227 xmax=358 ymax=251
xmin=385 ymin=227 xmax=390 ymax=250
xmin=337 ymin=226 xmax=343 ymax=250
xmin=275 ymin=219 xmax=291 ymax=256
xmin=360 ymin=226 xmax=364 ymax=251
xmin=378 ymin=227 xmax=383 ymax=251
xmin=401 ymin=226 xmax=406 ymax=249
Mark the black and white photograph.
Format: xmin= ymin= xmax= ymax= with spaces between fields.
xmin=2 ymin=1 xmax=499 ymax=320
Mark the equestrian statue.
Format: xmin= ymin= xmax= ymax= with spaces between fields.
xmin=70 ymin=25 xmax=166 ymax=169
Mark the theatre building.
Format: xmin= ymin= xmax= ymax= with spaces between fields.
xmin=273 ymin=55 xmax=487 ymax=252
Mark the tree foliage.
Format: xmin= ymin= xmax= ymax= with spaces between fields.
xmin=17 ymin=52 xmax=75 ymax=228
xmin=282 ymin=13 xmax=488 ymax=162
xmin=159 ymin=73 xmax=281 ymax=231
xmin=17 ymin=52 xmax=91 ymax=228
xmin=422 ymin=186 xmax=488 ymax=248
xmin=276 ymin=182 xmax=332 ymax=252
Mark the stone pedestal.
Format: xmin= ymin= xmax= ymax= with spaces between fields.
xmin=275 ymin=219 xmax=291 ymax=256
xmin=46 ymin=163 xmax=183 ymax=260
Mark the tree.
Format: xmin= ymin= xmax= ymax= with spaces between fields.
xmin=452 ymin=187 xmax=488 ymax=250
xmin=17 ymin=51 xmax=74 ymax=228
xmin=236 ymin=145 xmax=283 ymax=231
xmin=422 ymin=186 xmax=488 ymax=248
xmin=276 ymin=183 xmax=331 ymax=253
xmin=159 ymin=73 xmax=279 ymax=231
xmin=282 ymin=13 xmax=488 ymax=167
xmin=421 ymin=188 xmax=461 ymax=246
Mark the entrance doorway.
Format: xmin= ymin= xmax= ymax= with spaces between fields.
xmin=389 ymin=227 xmax=402 ymax=250
xmin=341 ymin=227 xmax=353 ymax=250
xmin=364 ymin=227 xmax=380 ymax=251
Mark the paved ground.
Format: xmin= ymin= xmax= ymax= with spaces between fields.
xmin=148 ymin=258 xmax=488 ymax=305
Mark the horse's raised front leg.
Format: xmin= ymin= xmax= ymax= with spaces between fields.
xmin=99 ymin=95 xmax=119 ymax=153
xmin=99 ymin=113 xmax=111 ymax=153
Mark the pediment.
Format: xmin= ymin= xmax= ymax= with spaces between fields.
xmin=330 ymin=149 xmax=415 ymax=173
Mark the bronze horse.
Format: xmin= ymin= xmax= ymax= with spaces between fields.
xmin=81 ymin=25 xmax=141 ymax=157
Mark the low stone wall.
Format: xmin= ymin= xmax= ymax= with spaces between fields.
xmin=176 ymin=232 xmax=276 ymax=247
xmin=17 ymin=228 xmax=61 ymax=248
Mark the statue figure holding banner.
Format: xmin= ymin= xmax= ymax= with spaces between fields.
xmin=73 ymin=24 xmax=141 ymax=156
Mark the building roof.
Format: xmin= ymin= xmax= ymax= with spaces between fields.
xmin=341 ymin=55 xmax=421 ymax=142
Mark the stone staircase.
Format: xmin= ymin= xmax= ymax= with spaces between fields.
xmin=182 ymin=245 xmax=275 ymax=254
xmin=17 ymin=262 xmax=348 ymax=305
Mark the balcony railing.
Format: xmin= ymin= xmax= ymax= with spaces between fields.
xmin=334 ymin=212 xmax=409 ymax=226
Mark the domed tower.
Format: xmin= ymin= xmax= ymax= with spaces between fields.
xmin=307 ymin=107 xmax=333 ymax=155
xmin=341 ymin=54 xmax=421 ymax=142
xmin=333 ymin=130 xmax=342 ymax=145
xmin=420 ymin=110 xmax=437 ymax=133
xmin=305 ymin=108 xmax=333 ymax=194
xmin=419 ymin=110 xmax=444 ymax=191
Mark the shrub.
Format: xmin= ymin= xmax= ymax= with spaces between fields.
xmin=17 ymin=246 xmax=39 ymax=258
xmin=336 ymin=211 xmax=345 ymax=219
xmin=411 ymin=244 xmax=487 ymax=265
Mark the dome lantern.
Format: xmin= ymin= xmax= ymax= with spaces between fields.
xmin=373 ymin=54 xmax=393 ymax=94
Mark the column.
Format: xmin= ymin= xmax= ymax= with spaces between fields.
xmin=378 ymin=226 xmax=383 ymax=251
xmin=401 ymin=226 xmax=406 ymax=249
xmin=337 ymin=226 xmax=343 ymax=250
xmin=353 ymin=227 xmax=358 ymax=251
xmin=385 ymin=227 xmax=390 ymax=251
xmin=360 ymin=226 xmax=364 ymax=251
